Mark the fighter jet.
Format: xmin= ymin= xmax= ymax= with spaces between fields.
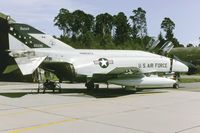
xmin=1 ymin=13 xmax=188 ymax=90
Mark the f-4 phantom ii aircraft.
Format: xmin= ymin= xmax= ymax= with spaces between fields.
xmin=1 ymin=13 xmax=188 ymax=90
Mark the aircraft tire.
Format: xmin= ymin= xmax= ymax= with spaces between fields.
xmin=173 ymin=83 xmax=179 ymax=89
xmin=85 ymin=81 xmax=94 ymax=90
xmin=94 ymin=84 xmax=99 ymax=89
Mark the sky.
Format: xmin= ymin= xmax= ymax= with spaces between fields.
xmin=1 ymin=0 xmax=200 ymax=46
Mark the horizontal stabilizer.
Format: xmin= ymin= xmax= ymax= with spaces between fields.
xmin=14 ymin=56 xmax=46 ymax=75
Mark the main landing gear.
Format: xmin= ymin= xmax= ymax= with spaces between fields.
xmin=173 ymin=83 xmax=179 ymax=89
xmin=85 ymin=81 xmax=99 ymax=90
xmin=85 ymin=81 xmax=94 ymax=89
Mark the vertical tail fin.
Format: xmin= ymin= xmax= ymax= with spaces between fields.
xmin=7 ymin=13 xmax=75 ymax=76
xmin=1 ymin=12 xmax=75 ymax=76
xmin=8 ymin=22 xmax=74 ymax=51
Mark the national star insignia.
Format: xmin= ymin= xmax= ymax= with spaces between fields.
xmin=99 ymin=58 xmax=109 ymax=68
xmin=93 ymin=58 xmax=113 ymax=68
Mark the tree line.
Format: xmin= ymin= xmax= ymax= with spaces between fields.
xmin=54 ymin=7 xmax=182 ymax=50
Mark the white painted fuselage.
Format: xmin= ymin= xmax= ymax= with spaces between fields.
xmin=33 ymin=48 xmax=188 ymax=76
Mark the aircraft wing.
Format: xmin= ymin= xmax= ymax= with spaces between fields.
xmin=108 ymin=67 xmax=142 ymax=75
xmin=14 ymin=56 xmax=46 ymax=75
xmin=106 ymin=67 xmax=145 ymax=79
xmin=107 ymin=67 xmax=157 ymax=75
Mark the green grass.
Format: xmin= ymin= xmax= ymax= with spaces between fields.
xmin=180 ymin=78 xmax=200 ymax=83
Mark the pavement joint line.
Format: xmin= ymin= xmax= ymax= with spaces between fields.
xmin=0 ymin=99 xmax=117 ymax=118
xmin=0 ymin=100 xmax=97 ymax=117
xmin=0 ymin=107 xmax=22 ymax=111
xmin=0 ymin=98 xmax=129 ymax=117
xmin=0 ymin=105 xmax=151 ymax=133
xmin=77 ymin=98 xmax=200 ymax=123
xmin=175 ymin=124 xmax=200 ymax=133
xmin=7 ymin=117 xmax=79 ymax=133
xmin=0 ymin=94 xmax=197 ymax=118
xmin=4 ymin=108 xmax=153 ymax=133
xmin=0 ymin=103 xmax=22 ymax=108
xmin=100 ymin=97 xmax=200 ymax=112
xmin=23 ymin=107 xmax=75 ymax=118
xmin=5 ymin=110 xmax=152 ymax=133
xmin=83 ymin=119 xmax=153 ymax=133
xmin=32 ymin=99 xmax=98 ymax=110
xmin=79 ymin=108 xmax=144 ymax=120
xmin=0 ymin=106 xmax=66 ymax=118
xmin=0 ymin=101 xmax=137 ymax=117
xmin=8 ymin=99 xmax=94 ymax=108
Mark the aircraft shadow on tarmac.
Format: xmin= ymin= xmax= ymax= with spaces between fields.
xmin=0 ymin=92 xmax=28 ymax=98
xmin=0 ymin=88 xmax=167 ymax=98
xmin=59 ymin=88 xmax=168 ymax=98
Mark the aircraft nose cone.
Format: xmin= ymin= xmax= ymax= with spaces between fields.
xmin=172 ymin=60 xmax=189 ymax=72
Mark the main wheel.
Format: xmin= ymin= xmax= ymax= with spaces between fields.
xmin=94 ymin=84 xmax=99 ymax=89
xmin=85 ymin=81 xmax=94 ymax=90
xmin=173 ymin=83 xmax=179 ymax=89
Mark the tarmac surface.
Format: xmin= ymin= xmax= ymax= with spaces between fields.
xmin=0 ymin=82 xmax=200 ymax=133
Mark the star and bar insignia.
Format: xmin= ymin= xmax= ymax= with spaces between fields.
xmin=94 ymin=58 xmax=114 ymax=68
